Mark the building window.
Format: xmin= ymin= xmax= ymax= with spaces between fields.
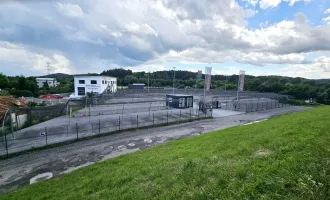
xmin=91 ymin=80 xmax=97 ymax=84
xmin=79 ymin=80 xmax=85 ymax=84
xmin=102 ymin=80 xmax=104 ymax=84
xmin=105 ymin=81 xmax=107 ymax=84
xmin=78 ymin=87 xmax=85 ymax=95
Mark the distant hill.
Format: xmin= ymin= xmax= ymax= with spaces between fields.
xmin=314 ymin=79 xmax=330 ymax=84
xmin=40 ymin=73 xmax=73 ymax=81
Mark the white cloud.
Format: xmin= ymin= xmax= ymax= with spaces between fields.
xmin=0 ymin=41 xmax=75 ymax=75
xmin=325 ymin=8 xmax=330 ymax=14
xmin=0 ymin=0 xmax=328 ymax=79
xmin=281 ymin=56 xmax=330 ymax=78
xmin=259 ymin=0 xmax=311 ymax=9
xmin=243 ymin=0 xmax=259 ymax=6
xmin=55 ymin=2 xmax=84 ymax=18
xmin=259 ymin=0 xmax=282 ymax=9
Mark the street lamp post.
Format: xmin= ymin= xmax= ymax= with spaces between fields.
xmin=173 ymin=67 xmax=176 ymax=94
xmin=148 ymin=71 xmax=150 ymax=92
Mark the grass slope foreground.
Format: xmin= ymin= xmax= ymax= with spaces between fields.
xmin=3 ymin=107 xmax=330 ymax=200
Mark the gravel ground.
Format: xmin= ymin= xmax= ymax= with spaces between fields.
xmin=0 ymin=106 xmax=310 ymax=195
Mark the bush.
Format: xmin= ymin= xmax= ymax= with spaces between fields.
xmin=27 ymin=101 xmax=38 ymax=107
xmin=10 ymin=90 xmax=33 ymax=97
xmin=0 ymin=90 xmax=9 ymax=96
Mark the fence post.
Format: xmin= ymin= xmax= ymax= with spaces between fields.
xmin=167 ymin=111 xmax=169 ymax=124
xmin=137 ymin=115 xmax=139 ymax=129
xmin=4 ymin=132 xmax=8 ymax=157
xmin=98 ymin=119 xmax=101 ymax=134
xmin=45 ymin=127 xmax=48 ymax=145
xmin=153 ymin=113 xmax=155 ymax=127
xmin=76 ymin=123 xmax=78 ymax=140
xmin=180 ymin=110 xmax=181 ymax=122
xmin=190 ymin=109 xmax=192 ymax=121
xmin=257 ymin=102 xmax=259 ymax=111
xmin=119 ymin=116 xmax=121 ymax=131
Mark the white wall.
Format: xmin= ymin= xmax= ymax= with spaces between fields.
xmin=36 ymin=79 xmax=58 ymax=88
xmin=74 ymin=76 xmax=117 ymax=97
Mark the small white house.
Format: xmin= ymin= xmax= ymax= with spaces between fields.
xmin=73 ymin=75 xmax=117 ymax=97
xmin=36 ymin=78 xmax=58 ymax=88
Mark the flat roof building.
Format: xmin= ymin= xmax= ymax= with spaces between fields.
xmin=36 ymin=78 xmax=58 ymax=88
xmin=73 ymin=75 xmax=117 ymax=97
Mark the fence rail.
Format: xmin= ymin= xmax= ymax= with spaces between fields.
xmin=0 ymin=108 xmax=211 ymax=157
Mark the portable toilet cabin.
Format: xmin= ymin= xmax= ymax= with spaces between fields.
xmin=166 ymin=94 xmax=193 ymax=109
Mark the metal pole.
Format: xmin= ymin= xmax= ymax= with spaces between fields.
xmin=190 ymin=109 xmax=192 ymax=121
xmin=45 ymin=127 xmax=48 ymax=145
xmin=98 ymin=119 xmax=101 ymax=134
xmin=167 ymin=111 xmax=169 ymax=124
xmin=137 ymin=115 xmax=138 ymax=129
xmin=9 ymin=109 xmax=13 ymax=139
xmin=76 ymin=123 xmax=78 ymax=140
xmin=203 ymin=67 xmax=206 ymax=101
xmin=147 ymin=71 xmax=149 ymax=92
xmin=173 ymin=67 xmax=176 ymax=94
xmin=179 ymin=110 xmax=181 ymax=122
xmin=153 ymin=113 xmax=154 ymax=127
xmin=119 ymin=116 xmax=121 ymax=131
xmin=4 ymin=131 xmax=8 ymax=157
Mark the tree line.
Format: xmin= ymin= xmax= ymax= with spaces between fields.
xmin=0 ymin=73 xmax=73 ymax=97
xmin=1 ymin=68 xmax=330 ymax=104
xmin=101 ymin=68 xmax=330 ymax=104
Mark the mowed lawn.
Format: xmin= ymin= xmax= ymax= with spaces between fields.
xmin=2 ymin=106 xmax=330 ymax=200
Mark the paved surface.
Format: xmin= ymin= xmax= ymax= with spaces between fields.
xmin=0 ymin=106 xmax=310 ymax=194
xmin=1 ymin=103 xmax=211 ymax=155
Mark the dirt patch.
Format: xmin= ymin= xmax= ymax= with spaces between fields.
xmin=254 ymin=149 xmax=272 ymax=157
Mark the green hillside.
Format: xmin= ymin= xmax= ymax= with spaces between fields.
xmin=2 ymin=106 xmax=330 ymax=200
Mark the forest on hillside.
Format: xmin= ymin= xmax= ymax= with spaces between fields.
xmin=1 ymin=68 xmax=330 ymax=104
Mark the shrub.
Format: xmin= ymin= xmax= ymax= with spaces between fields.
xmin=10 ymin=90 xmax=33 ymax=97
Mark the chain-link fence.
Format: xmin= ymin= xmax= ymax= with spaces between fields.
xmin=0 ymin=107 xmax=211 ymax=157
xmin=213 ymin=99 xmax=292 ymax=112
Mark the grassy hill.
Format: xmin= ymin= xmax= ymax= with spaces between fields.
xmin=2 ymin=107 xmax=330 ymax=199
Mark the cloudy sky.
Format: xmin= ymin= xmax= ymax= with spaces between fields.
xmin=1 ymin=0 xmax=330 ymax=78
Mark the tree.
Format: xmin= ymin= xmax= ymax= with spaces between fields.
xmin=18 ymin=76 xmax=27 ymax=90
xmin=0 ymin=73 xmax=9 ymax=89
xmin=43 ymin=81 xmax=50 ymax=90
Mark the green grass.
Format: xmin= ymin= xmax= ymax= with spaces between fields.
xmin=2 ymin=107 xmax=330 ymax=200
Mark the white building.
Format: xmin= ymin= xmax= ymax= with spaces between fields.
xmin=73 ymin=75 xmax=117 ymax=97
xmin=36 ymin=78 xmax=58 ymax=88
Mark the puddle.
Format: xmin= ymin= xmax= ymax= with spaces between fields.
xmin=143 ymin=138 xmax=153 ymax=143
xmin=30 ymin=172 xmax=53 ymax=184
xmin=243 ymin=119 xmax=268 ymax=126
xmin=127 ymin=143 xmax=135 ymax=147
xmin=62 ymin=162 xmax=95 ymax=174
